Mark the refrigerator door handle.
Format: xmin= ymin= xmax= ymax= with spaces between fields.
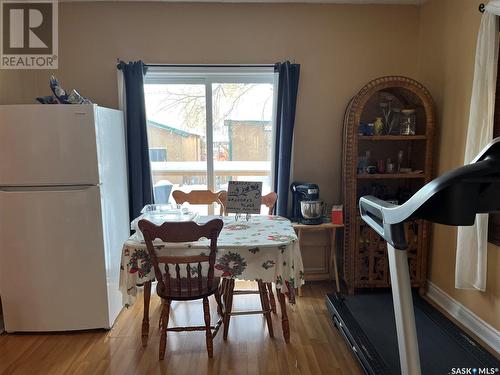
xmin=0 ymin=185 xmax=99 ymax=192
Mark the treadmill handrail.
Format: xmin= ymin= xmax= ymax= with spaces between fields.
xmin=471 ymin=136 xmax=500 ymax=163
xmin=355 ymin=137 xmax=500 ymax=375
xmin=358 ymin=196 xmax=394 ymax=235
xmin=359 ymin=196 xmax=407 ymax=249
xmin=359 ymin=137 xmax=500 ymax=246
xmin=382 ymin=158 xmax=499 ymax=225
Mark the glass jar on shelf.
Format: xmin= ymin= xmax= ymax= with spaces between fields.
xmin=400 ymin=109 xmax=416 ymax=135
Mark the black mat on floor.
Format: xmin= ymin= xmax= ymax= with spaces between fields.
xmin=326 ymin=292 xmax=499 ymax=375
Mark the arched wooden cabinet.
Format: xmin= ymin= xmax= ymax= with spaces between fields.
xmin=341 ymin=76 xmax=435 ymax=294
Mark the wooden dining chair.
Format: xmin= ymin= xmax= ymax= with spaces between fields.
xmin=138 ymin=218 xmax=224 ymax=359
xmin=217 ymin=192 xmax=279 ymax=339
xmin=261 ymin=192 xmax=278 ymax=215
xmin=260 ymin=192 xmax=278 ymax=312
xmin=220 ymin=278 xmax=274 ymax=340
xmin=172 ymin=190 xmax=226 ymax=215
xmin=218 ymin=191 xmax=278 ymax=216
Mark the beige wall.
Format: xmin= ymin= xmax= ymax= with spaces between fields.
xmin=416 ymin=0 xmax=499 ymax=329
xmin=1 ymin=0 xmax=496 ymax=329
xmin=0 ymin=1 xmax=421 ymax=204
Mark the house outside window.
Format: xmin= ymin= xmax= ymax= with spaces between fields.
xmin=148 ymin=147 xmax=168 ymax=162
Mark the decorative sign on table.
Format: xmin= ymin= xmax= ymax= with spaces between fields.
xmin=226 ymin=181 xmax=263 ymax=215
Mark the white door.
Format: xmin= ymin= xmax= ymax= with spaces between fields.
xmin=0 ymin=185 xmax=110 ymax=332
xmin=0 ymin=105 xmax=100 ymax=186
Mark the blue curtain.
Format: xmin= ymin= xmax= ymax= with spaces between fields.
xmin=274 ymin=61 xmax=300 ymax=217
xmin=117 ymin=60 xmax=153 ymax=220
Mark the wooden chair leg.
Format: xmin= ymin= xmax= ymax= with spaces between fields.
xmin=159 ymin=299 xmax=170 ymax=360
xmin=161 ymin=299 xmax=171 ymax=331
xmin=221 ymin=278 xmax=228 ymax=294
xmin=223 ymin=279 xmax=235 ymax=340
xmin=214 ymin=287 xmax=224 ymax=317
xmin=218 ymin=279 xmax=226 ymax=316
xmin=159 ymin=299 xmax=164 ymax=330
xmin=266 ymin=282 xmax=277 ymax=314
xmin=277 ymin=290 xmax=290 ymax=343
xmin=142 ymin=281 xmax=151 ymax=347
xmin=203 ymin=297 xmax=213 ymax=357
xmin=258 ymin=280 xmax=274 ymax=338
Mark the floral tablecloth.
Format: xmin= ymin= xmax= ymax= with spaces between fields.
xmin=119 ymin=215 xmax=304 ymax=306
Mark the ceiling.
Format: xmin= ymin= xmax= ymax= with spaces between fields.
xmin=62 ymin=0 xmax=426 ymax=4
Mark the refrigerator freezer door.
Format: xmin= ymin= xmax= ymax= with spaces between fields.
xmin=0 ymin=105 xmax=100 ymax=186
xmin=0 ymin=185 xmax=111 ymax=332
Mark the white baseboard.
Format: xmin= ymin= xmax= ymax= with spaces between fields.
xmin=426 ymin=281 xmax=500 ymax=354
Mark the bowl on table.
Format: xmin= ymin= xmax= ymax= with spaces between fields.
xmin=300 ymin=200 xmax=324 ymax=220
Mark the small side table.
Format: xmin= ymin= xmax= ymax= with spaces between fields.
xmin=292 ymin=222 xmax=344 ymax=295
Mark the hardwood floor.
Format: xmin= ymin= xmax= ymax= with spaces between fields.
xmin=0 ymin=282 xmax=361 ymax=375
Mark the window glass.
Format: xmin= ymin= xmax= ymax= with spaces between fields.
xmin=212 ymin=83 xmax=274 ymax=195
xmin=144 ymin=68 xmax=276 ymax=215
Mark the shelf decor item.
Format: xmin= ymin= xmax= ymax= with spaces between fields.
xmin=389 ymin=107 xmax=401 ymax=135
xmin=374 ymin=117 xmax=384 ymax=135
xmin=400 ymin=108 xmax=417 ymax=135
xmin=341 ymin=76 xmax=435 ymax=294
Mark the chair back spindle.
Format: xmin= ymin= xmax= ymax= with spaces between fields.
xmin=138 ymin=219 xmax=224 ymax=300
xmin=198 ymin=262 xmax=203 ymax=290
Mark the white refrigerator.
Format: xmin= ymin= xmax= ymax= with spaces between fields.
xmin=0 ymin=104 xmax=129 ymax=332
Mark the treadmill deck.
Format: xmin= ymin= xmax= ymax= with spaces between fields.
xmin=326 ymin=292 xmax=499 ymax=375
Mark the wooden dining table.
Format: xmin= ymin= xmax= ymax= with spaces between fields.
xmin=119 ymin=215 xmax=304 ymax=343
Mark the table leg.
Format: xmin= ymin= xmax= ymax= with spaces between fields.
xmin=258 ymin=279 xmax=274 ymax=338
xmin=142 ymin=280 xmax=152 ymax=347
xmin=266 ymin=282 xmax=277 ymax=314
xmin=277 ymin=289 xmax=290 ymax=343
xmin=330 ymin=228 xmax=340 ymax=293
xmin=297 ymin=228 xmax=303 ymax=297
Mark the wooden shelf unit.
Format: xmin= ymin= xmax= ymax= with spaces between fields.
xmin=357 ymin=173 xmax=426 ymax=180
xmin=358 ymin=135 xmax=427 ymax=141
xmin=341 ymin=76 xmax=435 ymax=294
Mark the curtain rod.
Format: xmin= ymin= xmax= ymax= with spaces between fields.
xmin=144 ymin=63 xmax=277 ymax=68
xmin=116 ymin=60 xmax=289 ymax=71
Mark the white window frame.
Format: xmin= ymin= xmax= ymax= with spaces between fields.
xmin=144 ymin=65 xmax=278 ymax=192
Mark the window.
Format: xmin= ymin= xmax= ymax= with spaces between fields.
xmin=149 ymin=148 xmax=167 ymax=162
xmin=144 ymin=66 xmax=277 ymax=212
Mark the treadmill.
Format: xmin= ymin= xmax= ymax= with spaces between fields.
xmin=327 ymin=138 xmax=500 ymax=374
